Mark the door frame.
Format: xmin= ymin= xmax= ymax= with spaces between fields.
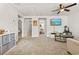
xmin=24 ymin=18 xmax=32 ymax=38
xmin=38 ymin=18 xmax=47 ymax=37
xmin=18 ymin=19 xmax=22 ymax=40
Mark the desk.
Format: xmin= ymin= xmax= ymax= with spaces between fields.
xmin=51 ymin=33 xmax=66 ymax=42
xmin=51 ymin=32 xmax=74 ymax=42
xmin=55 ymin=33 xmax=63 ymax=41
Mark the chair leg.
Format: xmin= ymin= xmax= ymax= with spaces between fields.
xmin=67 ymin=51 xmax=72 ymax=55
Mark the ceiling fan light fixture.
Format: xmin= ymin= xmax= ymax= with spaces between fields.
xmin=60 ymin=9 xmax=64 ymax=12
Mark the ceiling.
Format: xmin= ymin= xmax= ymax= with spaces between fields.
xmin=10 ymin=3 xmax=79 ymax=16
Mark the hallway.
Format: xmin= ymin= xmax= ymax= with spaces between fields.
xmin=5 ymin=37 xmax=69 ymax=55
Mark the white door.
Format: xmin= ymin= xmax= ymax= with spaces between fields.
xmin=24 ymin=18 xmax=32 ymax=38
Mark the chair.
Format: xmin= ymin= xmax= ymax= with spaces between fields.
xmin=54 ymin=32 xmax=63 ymax=41
xmin=55 ymin=26 xmax=74 ymax=42
xmin=62 ymin=26 xmax=74 ymax=42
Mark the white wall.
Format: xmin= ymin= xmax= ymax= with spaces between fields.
xmin=68 ymin=12 xmax=79 ymax=38
xmin=47 ymin=16 xmax=68 ymax=37
xmin=32 ymin=17 xmax=39 ymax=37
xmin=23 ymin=16 xmax=68 ymax=37
xmin=0 ymin=4 xmax=22 ymax=41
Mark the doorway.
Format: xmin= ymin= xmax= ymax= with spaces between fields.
xmin=24 ymin=18 xmax=32 ymax=38
xmin=38 ymin=18 xmax=47 ymax=37
xmin=18 ymin=20 xmax=22 ymax=40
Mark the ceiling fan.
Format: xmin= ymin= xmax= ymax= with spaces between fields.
xmin=52 ymin=3 xmax=77 ymax=14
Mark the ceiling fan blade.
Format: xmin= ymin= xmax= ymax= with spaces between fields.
xmin=57 ymin=11 xmax=60 ymax=14
xmin=52 ymin=9 xmax=60 ymax=12
xmin=65 ymin=3 xmax=77 ymax=8
xmin=64 ymin=9 xmax=70 ymax=12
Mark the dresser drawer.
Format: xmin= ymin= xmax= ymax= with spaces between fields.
xmin=0 ymin=36 xmax=2 ymax=45
xmin=9 ymin=33 xmax=15 ymax=42
xmin=2 ymin=35 xmax=9 ymax=45
xmin=9 ymin=40 xmax=15 ymax=49
xmin=0 ymin=46 xmax=1 ymax=55
xmin=2 ymin=43 xmax=9 ymax=54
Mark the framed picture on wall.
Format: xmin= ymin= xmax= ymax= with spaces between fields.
xmin=50 ymin=18 xmax=62 ymax=26
xmin=33 ymin=20 xmax=38 ymax=26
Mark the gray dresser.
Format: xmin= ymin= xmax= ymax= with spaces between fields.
xmin=0 ymin=33 xmax=16 ymax=55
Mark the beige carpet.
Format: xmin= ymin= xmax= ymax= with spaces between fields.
xmin=5 ymin=37 xmax=69 ymax=55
